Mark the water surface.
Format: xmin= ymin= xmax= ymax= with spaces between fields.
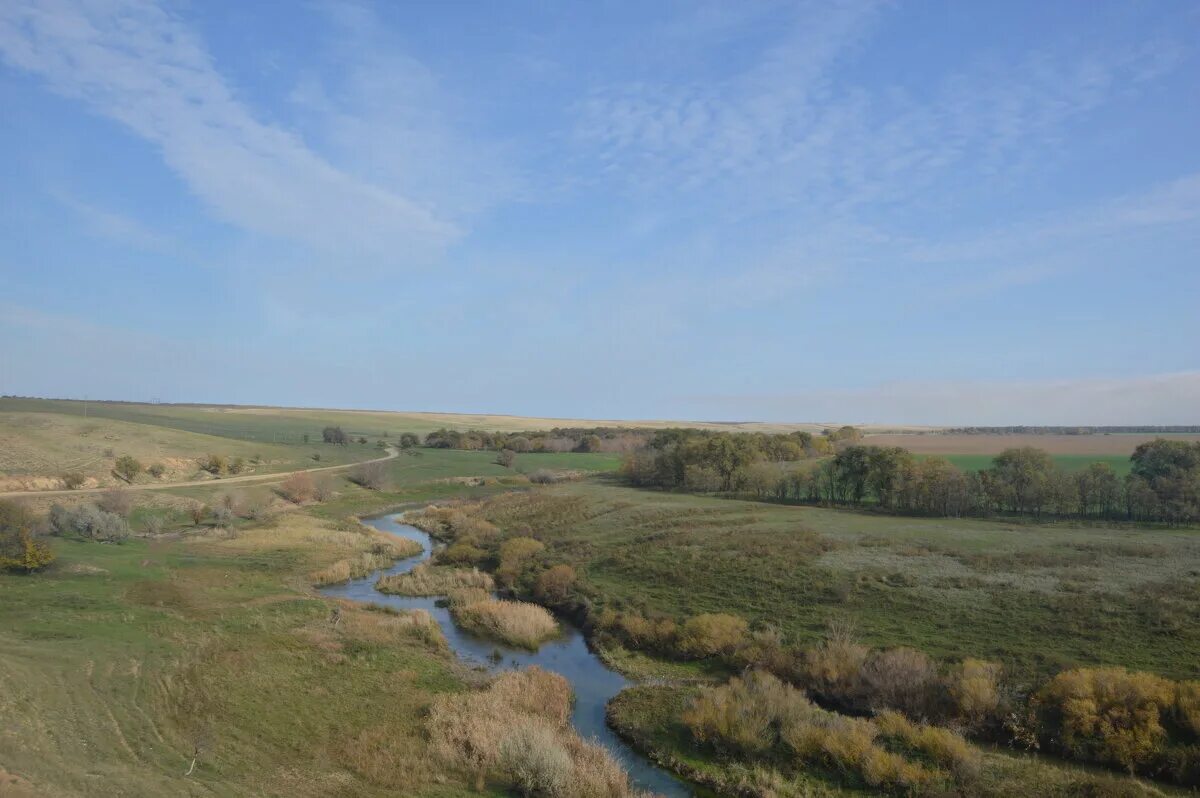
xmin=319 ymin=512 xmax=698 ymax=797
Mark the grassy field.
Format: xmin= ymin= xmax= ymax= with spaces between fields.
xmin=0 ymin=397 xmax=928 ymax=444
xmin=867 ymin=431 xmax=1200 ymax=456
xmin=0 ymin=411 xmax=372 ymax=490
xmin=470 ymin=481 xmax=1200 ymax=681
xmin=934 ymin=452 xmax=1133 ymax=475
xmin=0 ymin=509 xmax=512 ymax=797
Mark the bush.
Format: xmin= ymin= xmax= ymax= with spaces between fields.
xmin=677 ymin=613 xmax=749 ymax=659
xmin=439 ymin=542 xmax=486 ymax=566
xmin=859 ymin=647 xmax=938 ymax=718
xmin=279 ymin=472 xmax=316 ymax=503
xmin=527 ymin=469 xmax=561 ymax=484
xmin=1176 ymin=681 xmax=1200 ymax=737
xmin=142 ymin=515 xmax=166 ymax=535
xmin=188 ymin=503 xmax=208 ymax=526
xmin=801 ymin=623 xmax=869 ymax=706
xmin=61 ymin=472 xmax=86 ymax=490
xmin=322 ymin=426 xmax=348 ymax=445
xmin=201 ymin=454 xmax=228 ymax=475
xmin=48 ymin=503 xmax=129 ymax=543
xmin=350 ymin=461 xmax=388 ymax=490
xmin=229 ymin=456 xmax=247 ymax=474
xmin=114 ymin=455 xmax=142 ymax=481
xmin=1034 ymin=667 xmax=1175 ymax=771
xmin=97 ymin=487 xmax=134 ymax=518
xmin=534 ymin=564 xmax=577 ymax=605
xmin=147 ymin=462 xmax=166 ymax=478
xmin=684 ymin=671 xmax=815 ymax=756
xmin=946 ymin=658 xmax=1002 ymax=727
xmin=312 ymin=475 xmax=336 ymax=501
xmin=500 ymin=720 xmax=574 ymax=795
xmin=874 ymin=710 xmax=981 ymax=781
xmin=495 ymin=449 xmax=516 ymax=468
xmin=0 ymin=500 xmax=54 ymax=573
xmin=399 ymin=432 xmax=420 ymax=449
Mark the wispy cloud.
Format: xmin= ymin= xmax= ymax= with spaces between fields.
xmin=0 ymin=0 xmax=457 ymax=263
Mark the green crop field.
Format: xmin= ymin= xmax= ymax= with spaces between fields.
xmin=934 ymin=452 xmax=1134 ymax=475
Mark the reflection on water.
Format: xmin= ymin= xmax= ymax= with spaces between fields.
xmin=319 ymin=512 xmax=698 ymax=797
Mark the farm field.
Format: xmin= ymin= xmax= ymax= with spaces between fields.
xmin=467 ymin=480 xmax=1200 ymax=681
xmin=865 ymin=431 xmax=1200 ymax=455
xmin=0 ymin=397 xmax=927 ymax=443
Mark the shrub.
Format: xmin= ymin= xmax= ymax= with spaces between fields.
xmin=1176 ymin=681 xmax=1200 ymax=737
xmin=61 ymin=472 xmax=86 ymax=490
xmin=279 ymin=472 xmax=316 ymax=503
xmin=684 ymin=671 xmax=815 ymax=756
xmin=147 ymin=462 xmax=166 ymax=478
xmin=312 ymin=475 xmax=336 ymax=501
xmin=399 ymin=432 xmax=420 ymax=449
xmin=97 ymin=487 xmax=134 ymax=518
xmin=677 ymin=613 xmax=749 ymax=659
xmin=1034 ymin=667 xmax=1175 ymax=771
xmin=947 ymin=658 xmax=1002 ymax=727
xmin=859 ymin=647 xmax=938 ymax=718
xmin=229 ymin=456 xmax=247 ymax=474
xmin=535 ymin=564 xmax=577 ymax=605
xmin=323 ymin=426 xmax=348 ymax=445
xmin=874 ymin=710 xmax=980 ymax=781
xmin=200 ymin=454 xmax=228 ymax=475
xmin=497 ymin=536 xmax=546 ymax=586
xmin=143 ymin=515 xmax=166 ymax=536
xmin=48 ymin=503 xmax=129 ymax=543
xmin=0 ymin=500 xmax=55 ymax=573
xmin=452 ymin=598 xmax=559 ymax=649
xmin=495 ymin=449 xmax=516 ymax=468
xmin=439 ymin=542 xmax=486 ymax=566
xmin=528 ymin=469 xmax=561 ymax=484
xmin=188 ymin=503 xmax=208 ymax=526
xmin=801 ymin=624 xmax=869 ymax=706
xmin=350 ymin=461 xmax=388 ymax=490
xmin=114 ymin=455 xmax=142 ymax=481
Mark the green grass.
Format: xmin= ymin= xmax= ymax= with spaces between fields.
xmin=473 ymin=481 xmax=1200 ymax=681
xmin=934 ymin=452 xmax=1133 ymax=475
xmin=0 ymin=502 xmax=506 ymax=797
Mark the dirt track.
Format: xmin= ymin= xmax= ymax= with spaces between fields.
xmin=0 ymin=447 xmax=398 ymax=499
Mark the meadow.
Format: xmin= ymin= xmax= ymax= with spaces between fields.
xmin=467 ymin=481 xmax=1200 ymax=681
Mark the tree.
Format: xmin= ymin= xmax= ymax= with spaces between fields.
xmin=188 ymin=503 xmax=208 ymax=526
xmin=0 ymin=500 xmax=54 ymax=572
xmin=495 ymin=449 xmax=516 ymax=468
xmin=989 ymin=447 xmax=1055 ymax=515
xmin=97 ymin=487 xmax=133 ymax=517
xmin=322 ymin=426 xmax=349 ymax=445
xmin=114 ymin=455 xmax=142 ymax=482
xmin=279 ymin=472 xmax=316 ymax=503
xmin=61 ymin=472 xmax=86 ymax=490
xmin=357 ymin=436 xmax=368 ymax=445
xmin=399 ymin=432 xmax=420 ymax=449
xmin=147 ymin=462 xmax=166 ymax=479
xmin=350 ymin=461 xmax=388 ymax=490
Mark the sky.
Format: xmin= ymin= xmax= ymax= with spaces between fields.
xmin=1 ymin=0 xmax=1198 ymax=426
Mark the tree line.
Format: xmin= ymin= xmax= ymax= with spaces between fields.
xmin=422 ymin=426 xmax=652 ymax=454
xmin=622 ymin=433 xmax=1200 ymax=525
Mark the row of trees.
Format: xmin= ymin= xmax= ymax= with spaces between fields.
xmin=624 ymin=436 xmax=1200 ymax=525
xmin=422 ymin=426 xmax=651 ymax=453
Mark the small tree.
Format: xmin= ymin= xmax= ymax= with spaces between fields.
xmin=188 ymin=503 xmax=208 ymax=526
xmin=312 ymin=475 xmax=336 ymax=502
xmin=147 ymin=462 xmax=166 ymax=478
xmin=0 ymin=500 xmax=55 ymax=573
xmin=357 ymin=436 xmax=368 ymax=445
xmin=399 ymin=432 xmax=420 ymax=449
xmin=114 ymin=455 xmax=142 ymax=482
xmin=61 ymin=472 xmax=86 ymax=490
xmin=496 ymin=449 xmax=516 ymax=468
xmin=350 ymin=461 xmax=388 ymax=490
xmin=322 ymin=426 xmax=348 ymax=445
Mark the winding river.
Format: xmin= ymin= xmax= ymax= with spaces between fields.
xmin=319 ymin=512 xmax=699 ymax=797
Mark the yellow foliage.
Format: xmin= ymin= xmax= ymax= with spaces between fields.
xmin=678 ymin=612 xmax=749 ymax=658
xmin=1035 ymin=667 xmax=1175 ymax=771
xmin=1175 ymin=680 xmax=1200 ymax=737
xmin=947 ymin=658 xmax=1001 ymax=724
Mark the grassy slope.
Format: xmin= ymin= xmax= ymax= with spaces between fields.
xmin=0 ymin=410 xmax=372 ymax=485
xmin=0 ymin=471 xmax=555 ymax=795
xmin=486 ymin=481 xmax=1200 ymax=681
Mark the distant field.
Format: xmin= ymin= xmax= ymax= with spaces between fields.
xmin=0 ymin=397 xmax=927 ymax=443
xmin=935 ymin=453 xmax=1134 ymax=475
xmin=470 ymin=481 xmax=1200 ymax=681
xmin=865 ymin=431 xmax=1200 ymax=455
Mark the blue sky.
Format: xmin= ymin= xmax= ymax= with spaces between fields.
xmin=1 ymin=0 xmax=1198 ymax=425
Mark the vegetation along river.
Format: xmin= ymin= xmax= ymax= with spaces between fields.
xmin=319 ymin=512 xmax=699 ymax=797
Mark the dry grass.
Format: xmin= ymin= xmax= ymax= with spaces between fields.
xmin=375 ymin=563 xmax=493 ymax=595
xmin=428 ymin=666 xmax=654 ymax=797
xmin=451 ymin=597 xmax=560 ymax=649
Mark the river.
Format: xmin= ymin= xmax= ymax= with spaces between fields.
xmin=319 ymin=512 xmax=700 ymax=797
